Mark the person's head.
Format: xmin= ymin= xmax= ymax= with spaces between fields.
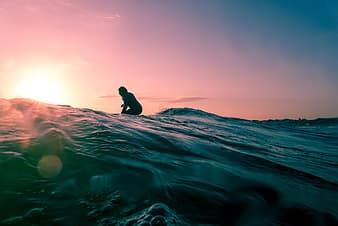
xmin=118 ymin=86 xmax=128 ymax=96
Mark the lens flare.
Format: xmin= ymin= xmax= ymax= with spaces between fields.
xmin=37 ymin=155 xmax=63 ymax=178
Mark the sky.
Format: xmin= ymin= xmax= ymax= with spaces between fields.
xmin=0 ymin=0 xmax=337 ymax=119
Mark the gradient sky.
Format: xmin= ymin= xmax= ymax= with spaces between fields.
xmin=1 ymin=0 xmax=337 ymax=119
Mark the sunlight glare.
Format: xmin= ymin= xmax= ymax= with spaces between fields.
xmin=15 ymin=68 xmax=66 ymax=104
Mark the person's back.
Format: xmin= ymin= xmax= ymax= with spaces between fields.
xmin=118 ymin=87 xmax=142 ymax=115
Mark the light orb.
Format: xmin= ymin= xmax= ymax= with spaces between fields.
xmin=37 ymin=155 xmax=63 ymax=178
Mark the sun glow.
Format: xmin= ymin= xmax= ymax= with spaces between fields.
xmin=15 ymin=68 xmax=66 ymax=104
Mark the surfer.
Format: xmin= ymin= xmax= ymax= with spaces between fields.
xmin=118 ymin=86 xmax=143 ymax=115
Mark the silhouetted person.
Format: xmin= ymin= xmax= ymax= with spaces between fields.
xmin=118 ymin=86 xmax=142 ymax=115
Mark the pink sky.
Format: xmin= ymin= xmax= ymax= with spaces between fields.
xmin=1 ymin=0 xmax=337 ymax=119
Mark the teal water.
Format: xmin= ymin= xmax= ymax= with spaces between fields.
xmin=0 ymin=99 xmax=337 ymax=225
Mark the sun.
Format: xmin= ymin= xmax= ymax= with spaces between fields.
xmin=15 ymin=68 xmax=66 ymax=104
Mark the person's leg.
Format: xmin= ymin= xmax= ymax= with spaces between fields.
xmin=122 ymin=108 xmax=141 ymax=115
xmin=125 ymin=109 xmax=136 ymax=115
xmin=127 ymin=108 xmax=143 ymax=115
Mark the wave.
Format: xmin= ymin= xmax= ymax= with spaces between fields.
xmin=260 ymin=117 xmax=338 ymax=126
xmin=0 ymin=99 xmax=337 ymax=225
xmin=159 ymin=107 xmax=227 ymax=119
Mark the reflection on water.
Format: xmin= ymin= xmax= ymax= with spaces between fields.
xmin=0 ymin=99 xmax=337 ymax=225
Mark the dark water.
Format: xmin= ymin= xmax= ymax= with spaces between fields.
xmin=0 ymin=99 xmax=337 ymax=226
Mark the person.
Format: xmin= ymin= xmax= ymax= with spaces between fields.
xmin=118 ymin=86 xmax=142 ymax=115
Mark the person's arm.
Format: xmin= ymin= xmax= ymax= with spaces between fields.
xmin=121 ymin=104 xmax=127 ymax=113
xmin=121 ymin=96 xmax=129 ymax=113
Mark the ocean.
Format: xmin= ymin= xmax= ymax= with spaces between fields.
xmin=0 ymin=98 xmax=337 ymax=225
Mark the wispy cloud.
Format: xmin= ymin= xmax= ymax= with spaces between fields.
xmin=167 ymin=97 xmax=208 ymax=103
xmin=99 ymin=95 xmax=208 ymax=103
xmin=74 ymin=57 xmax=91 ymax=67
xmin=103 ymin=13 xmax=121 ymax=21
xmin=53 ymin=0 xmax=76 ymax=8
xmin=139 ymin=97 xmax=173 ymax=102
xmin=99 ymin=94 xmax=118 ymax=99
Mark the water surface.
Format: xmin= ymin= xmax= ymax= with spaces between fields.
xmin=0 ymin=99 xmax=337 ymax=225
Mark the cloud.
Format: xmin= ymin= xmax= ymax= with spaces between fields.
xmin=103 ymin=14 xmax=121 ymax=21
xmin=53 ymin=0 xmax=76 ymax=8
xmin=99 ymin=95 xmax=208 ymax=103
xmin=167 ymin=97 xmax=208 ymax=103
xmin=99 ymin=95 xmax=118 ymax=99
xmin=139 ymin=97 xmax=173 ymax=102
xmin=74 ymin=57 xmax=91 ymax=67
xmin=140 ymin=96 xmax=208 ymax=103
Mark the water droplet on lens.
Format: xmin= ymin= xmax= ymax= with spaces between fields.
xmin=37 ymin=155 xmax=63 ymax=178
